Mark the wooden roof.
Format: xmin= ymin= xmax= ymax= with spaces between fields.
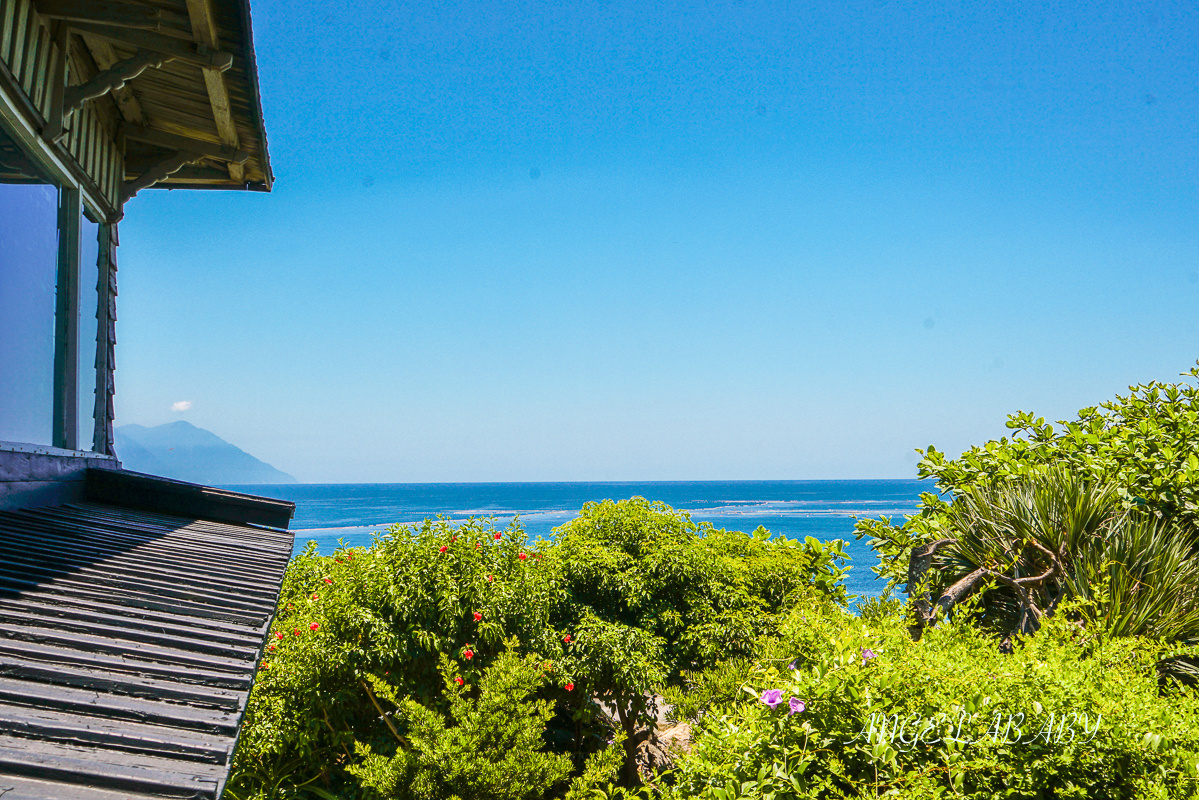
xmin=0 ymin=473 xmax=293 ymax=799
xmin=65 ymin=0 xmax=274 ymax=194
xmin=0 ymin=0 xmax=272 ymax=220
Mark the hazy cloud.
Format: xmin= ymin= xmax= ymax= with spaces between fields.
xmin=171 ymin=400 xmax=193 ymax=412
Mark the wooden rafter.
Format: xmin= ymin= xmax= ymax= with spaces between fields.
xmin=2 ymin=0 xmax=271 ymax=213
xmin=185 ymin=0 xmax=243 ymax=182
xmin=63 ymin=48 xmax=168 ymax=111
xmin=34 ymin=0 xmax=165 ymax=31
xmin=63 ymin=20 xmax=232 ymax=70
xmin=120 ymin=148 xmax=201 ymax=203
xmin=80 ymin=32 xmax=146 ymax=124
xmin=122 ymin=121 xmax=248 ymax=163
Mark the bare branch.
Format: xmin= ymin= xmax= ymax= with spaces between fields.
xmin=934 ymin=567 xmax=990 ymax=616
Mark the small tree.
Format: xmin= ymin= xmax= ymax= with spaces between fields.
xmin=551 ymin=497 xmax=850 ymax=783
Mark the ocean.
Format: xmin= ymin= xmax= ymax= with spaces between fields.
xmin=224 ymin=480 xmax=932 ymax=598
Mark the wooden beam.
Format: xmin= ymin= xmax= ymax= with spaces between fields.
xmin=35 ymin=0 xmax=163 ymax=31
xmin=202 ymin=69 xmax=242 ymax=181
xmin=63 ymin=49 xmax=168 ymax=112
xmin=120 ymin=149 xmax=201 ymax=203
xmin=121 ymin=122 xmax=248 ymax=163
xmin=80 ymin=33 xmax=145 ymax=124
xmin=184 ymin=0 xmax=218 ymax=45
xmin=62 ymin=22 xmax=232 ymax=70
xmin=185 ymin=0 xmax=243 ymax=183
xmin=42 ymin=24 xmax=69 ymax=141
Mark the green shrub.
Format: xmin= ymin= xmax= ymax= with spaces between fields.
xmin=347 ymin=647 xmax=573 ymax=800
xmin=665 ymin=600 xmax=1199 ymax=799
xmin=551 ymin=498 xmax=849 ymax=780
xmin=226 ymin=516 xmax=574 ymax=799
xmin=900 ymin=469 xmax=1199 ymax=647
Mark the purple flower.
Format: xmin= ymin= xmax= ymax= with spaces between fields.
xmin=861 ymin=648 xmax=877 ymax=666
xmin=759 ymin=689 xmax=784 ymax=710
xmin=788 ymin=659 xmax=798 ymax=670
xmin=788 ymin=697 xmax=806 ymax=716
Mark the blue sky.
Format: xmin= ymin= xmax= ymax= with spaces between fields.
xmin=114 ymin=0 xmax=1199 ymax=482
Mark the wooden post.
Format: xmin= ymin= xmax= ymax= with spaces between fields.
xmin=53 ymin=185 xmax=81 ymax=451
xmin=93 ymin=222 xmax=117 ymax=456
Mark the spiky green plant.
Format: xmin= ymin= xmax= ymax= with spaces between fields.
xmin=915 ymin=468 xmax=1199 ymax=649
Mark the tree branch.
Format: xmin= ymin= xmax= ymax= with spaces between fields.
xmin=906 ymin=538 xmax=957 ymax=639
xmin=360 ymin=679 xmax=407 ymax=747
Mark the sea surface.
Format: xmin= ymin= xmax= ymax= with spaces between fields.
xmin=225 ymin=480 xmax=933 ymax=598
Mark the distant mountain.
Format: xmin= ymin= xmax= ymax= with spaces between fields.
xmin=114 ymin=421 xmax=297 ymax=485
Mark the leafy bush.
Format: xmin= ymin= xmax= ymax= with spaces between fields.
xmin=228 ymin=500 xmax=849 ymax=799
xmin=226 ymin=516 xmax=576 ymax=800
xmin=347 ymin=647 xmax=572 ymax=800
xmin=551 ymin=498 xmax=849 ymax=782
xmin=664 ymin=599 xmax=1199 ymax=799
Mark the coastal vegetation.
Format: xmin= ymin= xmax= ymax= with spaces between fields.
xmin=230 ymin=367 xmax=1199 ymax=799
xmin=227 ymin=498 xmax=848 ymax=799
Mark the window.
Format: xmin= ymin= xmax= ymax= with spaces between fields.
xmin=0 ymin=127 xmax=59 ymax=446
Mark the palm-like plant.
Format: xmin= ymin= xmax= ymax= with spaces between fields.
xmin=906 ymin=467 xmax=1199 ymax=651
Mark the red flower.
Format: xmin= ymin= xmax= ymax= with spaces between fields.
xmin=335 ymin=558 xmax=342 ymax=563
xmin=275 ymin=632 xmax=284 ymax=640
xmin=565 ymin=683 xmax=574 ymax=692
xmin=519 ymin=552 xmax=527 ymax=561
xmin=347 ymin=553 xmax=353 ymax=560
xmin=454 ymin=676 xmax=464 ymax=686
xmin=439 ymin=545 xmax=448 ymax=553
xmin=475 ymin=542 xmax=481 ymax=549
xmin=486 ymin=574 xmax=494 ymax=582
xmin=473 ymin=612 xmax=482 ymax=622
xmin=311 ymin=594 xmax=319 ymax=600
xmin=293 ymin=629 xmax=301 ymax=636
xmin=563 ymin=634 xmax=572 ymax=644
xmin=323 ymin=577 xmax=333 ymax=585
xmin=493 ymin=533 xmax=502 ymax=540
xmin=261 ymin=661 xmax=270 ymax=669
xmin=309 ymin=622 xmax=320 ymax=631
xmin=464 ymin=648 xmax=474 ymax=660
xmin=268 ymin=644 xmax=276 ymax=651
xmin=451 ymin=536 xmax=457 ymax=543
xmin=286 ymin=603 xmax=294 ymax=610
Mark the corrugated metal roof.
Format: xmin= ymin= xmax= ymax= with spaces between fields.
xmin=0 ymin=501 xmax=292 ymax=799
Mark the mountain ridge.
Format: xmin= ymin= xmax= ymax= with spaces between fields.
xmin=114 ymin=421 xmax=297 ymax=485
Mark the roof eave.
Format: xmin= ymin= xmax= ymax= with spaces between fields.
xmin=236 ymin=0 xmax=272 ymax=191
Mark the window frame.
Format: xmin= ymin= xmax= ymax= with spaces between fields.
xmin=0 ymin=112 xmax=114 ymax=459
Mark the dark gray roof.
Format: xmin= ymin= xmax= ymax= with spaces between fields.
xmin=0 ymin=500 xmax=293 ymax=799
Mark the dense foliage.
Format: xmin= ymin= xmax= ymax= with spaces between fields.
xmin=227 ymin=499 xmax=846 ymax=799
xmin=902 ymin=470 xmax=1199 ymax=648
xmin=662 ymin=597 xmax=1199 ymax=799
xmin=856 ymin=365 xmax=1199 ymax=643
xmin=551 ymin=500 xmax=849 ymax=783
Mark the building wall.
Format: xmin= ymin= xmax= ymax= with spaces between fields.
xmin=1 ymin=3 xmax=123 ymax=509
xmin=0 ymin=445 xmax=117 ymax=510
